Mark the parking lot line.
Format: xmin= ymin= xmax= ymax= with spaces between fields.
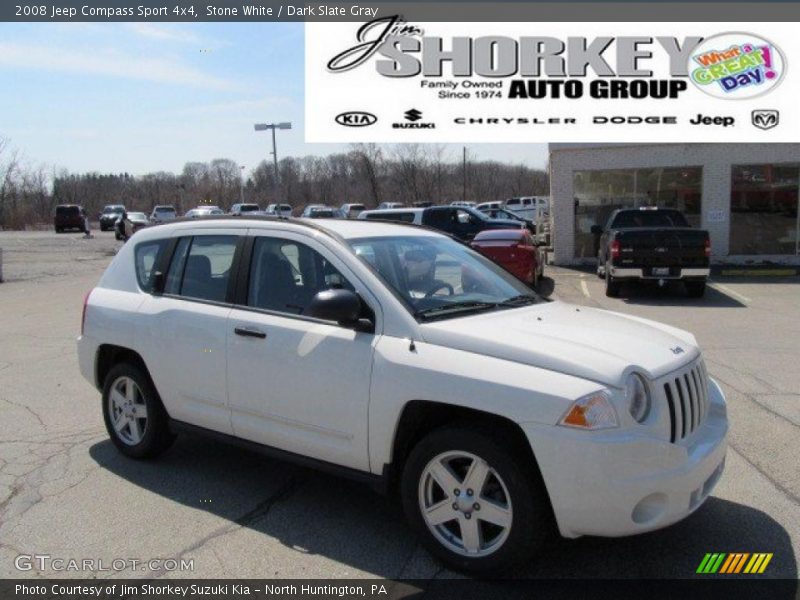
xmin=580 ymin=279 xmax=591 ymax=298
xmin=708 ymin=282 xmax=751 ymax=305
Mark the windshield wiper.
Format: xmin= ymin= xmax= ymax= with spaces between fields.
xmin=415 ymin=301 xmax=498 ymax=320
xmin=496 ymin=294 xmax=539 ymax=307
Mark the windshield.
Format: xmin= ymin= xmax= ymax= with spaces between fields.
xmin=155 ymin=207 xmax=175 ymax=213
xmin=103 ymin=206 xmax=124 ymax=214
xmin=349 ymin=235 xmax=541 ymax=321
xmin=239 ymin=205 xmax=260 ymax=212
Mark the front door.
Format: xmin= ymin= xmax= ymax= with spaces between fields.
xmin=226 ymin=232 xmax=378 ymax=471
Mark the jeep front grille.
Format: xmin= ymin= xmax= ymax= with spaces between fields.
xmin=663 ymin=360 xmax=709 ymax=443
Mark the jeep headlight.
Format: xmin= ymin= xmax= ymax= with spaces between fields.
xmin=559 ymin=391 xmax=618 ymax=430
xmin=625 ymin=373 xmax=651 ymax=423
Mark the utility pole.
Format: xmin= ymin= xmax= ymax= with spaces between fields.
xmin=239 ymin=165 xmax=245 ymax=204
xmin=462 ymin=146 xmax=467 ymax=202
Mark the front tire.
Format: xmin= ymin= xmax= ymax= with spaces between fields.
xmin=401 ymin=425 xmax=551 ymax=575
xmin=102 ymin=363 xmax=175 ymax=459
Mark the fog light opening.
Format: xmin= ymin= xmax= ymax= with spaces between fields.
xmin=631 ymin=493 xmax=668 ymax=525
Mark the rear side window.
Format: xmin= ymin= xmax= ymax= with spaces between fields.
xmin=134 ymin=240 xmax=168 ymax=292
xmin=164 ymin=235 xmax=238 ymax=303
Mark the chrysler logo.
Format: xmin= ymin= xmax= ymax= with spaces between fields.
xmin=752 ymin=109 xmax=779 ymax=130
xmin=335 ymin=111 xmax=378 ymax=127
xmin=670 ymin=346 xmax=685 ymax=355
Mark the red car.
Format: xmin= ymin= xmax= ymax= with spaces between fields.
xmin=471 ymin=228 xmax=543 ymax=287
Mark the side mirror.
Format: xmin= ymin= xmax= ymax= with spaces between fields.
xmin=307 ymin=289 xmax=371 ymax=330
xmin=590 ymin=225 xmax=603 ymax=235
xmin=151 ymin=271 xmax=166 ymax=296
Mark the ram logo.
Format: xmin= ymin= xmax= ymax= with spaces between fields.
xmin=335 ymin=111 xmax=378 ymax=127
xmin=751 ymin=110 xmax=779 ymax=130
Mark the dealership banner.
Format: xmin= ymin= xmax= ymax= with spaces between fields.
xmin=306 ymin=21 xmax=798 ymax=142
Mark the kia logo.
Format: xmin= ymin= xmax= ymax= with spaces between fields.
xmin=335 ymin=111 xmax=377 ymax=127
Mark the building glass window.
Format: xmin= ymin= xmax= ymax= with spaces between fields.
xmin=573 ymin=167 xmax=702 ymax=259
xmin=730 ymin=164 xmax=799 ymax=256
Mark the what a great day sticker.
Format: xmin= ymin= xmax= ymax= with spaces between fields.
xmin=690 ymin=32 xmax=786 ymax=99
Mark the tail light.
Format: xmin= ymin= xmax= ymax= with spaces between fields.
xmin=610 ymin=240 xmax=621 ymax=260
xmin=704 ymin=238 xmax=711 ymax=257
xmin=81 ymin=290 xmax=93 ymax=336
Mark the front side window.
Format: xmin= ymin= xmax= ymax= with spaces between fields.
xmin=349 ymin=235 xmax=538 ymax=321
xmin=165 ymin=235 xmax=237 ymax=302
xmin=247 ymin=237 xmax=354 ymax=315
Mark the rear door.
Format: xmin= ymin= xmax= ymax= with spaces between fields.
xmin=137 ymin=230 xmax=243 ymax=433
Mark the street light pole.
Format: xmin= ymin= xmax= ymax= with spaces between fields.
xmin=254 ymin=122 xmax=292 ymax=204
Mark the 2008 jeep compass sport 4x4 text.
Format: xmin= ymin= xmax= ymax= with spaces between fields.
xmin=78 ymin=216 xmax=728 ymax=574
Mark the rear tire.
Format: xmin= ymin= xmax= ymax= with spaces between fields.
xmin=605 ymin=264 xmax=621 ymax=297
xmin=102 ymin=362 xmax=176 ymax=459
xmin=401 ymin=425 xmax=552 ymax=575
xmin=685 ymin=281 xmax=706 ymax=298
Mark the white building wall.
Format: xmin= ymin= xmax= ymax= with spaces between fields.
xmin=549 ymin=143 xmax=800 ymax=265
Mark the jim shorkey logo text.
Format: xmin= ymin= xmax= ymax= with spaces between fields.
xmin=326 ymin=17 xmax=785 ymax=100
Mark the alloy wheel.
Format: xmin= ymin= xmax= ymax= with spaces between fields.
xmin=108 ymin=376 xmax=148 ymax=445
xmin=418 ymin=451 xmax=513 ymax=557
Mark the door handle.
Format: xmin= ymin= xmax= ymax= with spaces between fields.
xmin=234 ymin=327 xmax=266 ymax=339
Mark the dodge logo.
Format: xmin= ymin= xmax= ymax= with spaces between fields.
xmin=335 ymin=111 xmax=378 ymax=127
xmin=752 ymin=109 xmax=779 ymax=130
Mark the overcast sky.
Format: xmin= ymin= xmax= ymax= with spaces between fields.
xmin=0 ymin=22 xmax=549 ymax=176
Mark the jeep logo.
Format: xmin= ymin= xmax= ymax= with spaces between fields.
xmin=335 ymin=111 xmax=377 ymax=127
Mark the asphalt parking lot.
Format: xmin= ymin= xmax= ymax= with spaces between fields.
xmin=0 ymin=229 xmax=798 ymax=581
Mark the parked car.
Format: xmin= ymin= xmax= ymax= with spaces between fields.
xmin=450 ymin=201 xmax=477 ymax=208
xmin=185 ymin=206 xmax=224 ymax=219
xmin=265 ymin=203 xmax=293 ymax=217
xmin=301 ymin=205 xmax=336 ymax=218
xmin=78 ymin=216 xmax=728 ymax=575
xmin=149 ymin=205 xmax=177 ymax=224
xmin=477 ymin=206 xmax=535 ymax=232
xmin=471 ymin=228 xmax=544 ymax=288
xmin=476 ymin=201 xmax=503 ymax=212
xmin=115 ymin=211 xmax=149 ymax=241
xmin=593 ymin=207 xmax=711 ymax=298
xmin=339 ymin=203 xmax=366 ymax=219
xmin=505 ymin=197 xmax=549 ymax=222
xmin=98 ymin=205 xmax=126 ymax=231
xmin=54 ymin=204 xmax=87 ymax=233
xmin=230 ymin=203 xmax=261 ymax=216
xmin=378 ymin=202 xmax=405 ymax=209
xmin=360 ymin=205 xmax=524 ymax=241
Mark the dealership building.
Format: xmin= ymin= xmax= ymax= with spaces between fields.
xmin=548 ymin=143 xmax=800 ymax=266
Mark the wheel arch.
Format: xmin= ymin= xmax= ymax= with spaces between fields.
xmin=384 ymin=400 xmax=543 ymax=495
xmin=95 ymin=344 xmax=152 ymax=390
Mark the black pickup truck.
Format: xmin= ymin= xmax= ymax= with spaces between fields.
xmin=592 ymin=208 xmax=710 ymax=298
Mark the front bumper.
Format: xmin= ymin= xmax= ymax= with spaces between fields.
xmin=522 ymin=377 xmax=727 ymax=538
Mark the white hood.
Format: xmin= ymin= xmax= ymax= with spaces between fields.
xmin=419 ymin=301 xmax=699 ymax=387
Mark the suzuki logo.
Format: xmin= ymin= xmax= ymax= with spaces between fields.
xmin=752 ymin=109 xmax=779 ymax=130
xmin=404 ymin=108 xmax=423 ymax=122
xmin=335 ymin=111 xmax=378 ymax=127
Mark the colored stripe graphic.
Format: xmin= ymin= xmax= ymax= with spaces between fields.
xmin=698 ymin=553 xmax=773 ymax=574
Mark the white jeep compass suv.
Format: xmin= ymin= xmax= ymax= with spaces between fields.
xmin=77 ymin=216 xmax=728 ymax=574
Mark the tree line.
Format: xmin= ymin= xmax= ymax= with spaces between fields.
xmin=0 ymin=140 xmax=548 ymax=229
